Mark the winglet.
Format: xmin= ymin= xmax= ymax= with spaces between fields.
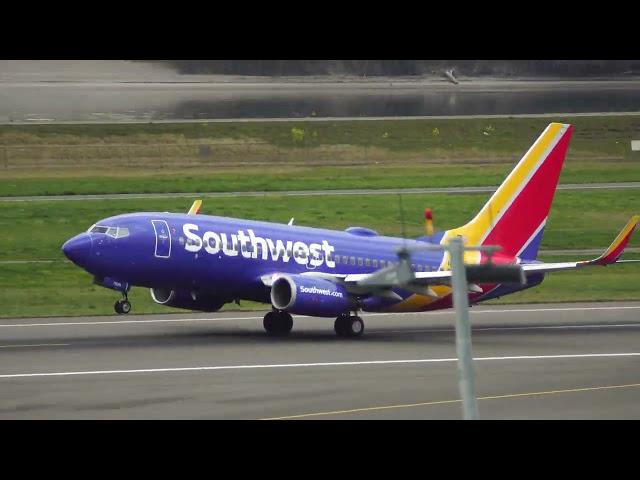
xmin=583 ymin=215 xmax=640 ymax=266
xmin=187 ymin=199 xmax=203 ymax=215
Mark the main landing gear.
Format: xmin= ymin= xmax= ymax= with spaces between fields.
xmin=114 ymin=293 xmax=131 ymax=315
xmin=262 ymin=310 xmax=365 ymax=338
xmin=263 ymin=310 xmax=293 ymax=336
xmin=334 ymin=313 xmax=364 ymax=338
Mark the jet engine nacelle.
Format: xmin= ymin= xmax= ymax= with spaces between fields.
xmin=150 ymin=288 xmax=224 ymax=312
xmin=270 ymin=274 xmax=354 ymax=317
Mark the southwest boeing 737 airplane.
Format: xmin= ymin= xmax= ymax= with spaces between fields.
xmin=62 ymin=123 xmax=639 ymax=337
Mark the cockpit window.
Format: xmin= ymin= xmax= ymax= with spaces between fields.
xmin=88 ymin=225 xmax=129 ymax=239
xmin=115 ymin=227 xmax=130 ymax=238
xmin=89 ymin=225 xmax=110 ymax=234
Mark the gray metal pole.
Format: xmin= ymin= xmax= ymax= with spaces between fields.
xmin=448 ymin=237 xmax=479 ymax=419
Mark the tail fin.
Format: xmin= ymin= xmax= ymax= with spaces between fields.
xmin=442 ymin=122 xmax=573 ymax=263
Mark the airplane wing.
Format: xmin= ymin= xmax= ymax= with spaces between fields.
xmin=520 ymin=215 xmax=639 ymax=275
xmin=262 ymin=216 xmax=639 ymax=299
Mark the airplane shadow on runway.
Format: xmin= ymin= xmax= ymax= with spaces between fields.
xmin=5 ymin=322 xmax=640 ymax=352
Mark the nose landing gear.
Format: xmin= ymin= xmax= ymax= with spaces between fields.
xmin=114 ymin=293 xmax=132 ymax=315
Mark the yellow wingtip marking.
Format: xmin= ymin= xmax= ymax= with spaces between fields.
xmin=187 ymin=199 xmax=203 ymax=215
xmin=604 ymin=215 xmax=640 ymax=255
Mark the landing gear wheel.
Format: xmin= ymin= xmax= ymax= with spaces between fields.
xmin=334 ymin=315 xmax=348 ymax=336
xmin=335 ymin=314 xmax=364 ymax=338
xmin=264 ymin=311 xmax=293 ymax=336
xmin=349 ymin=316 xmax=364 ymax=336
xmin=114 ymin=299 xmax=131 ymax=315
xmin=263 ymin=311 xmax=276 ymax=332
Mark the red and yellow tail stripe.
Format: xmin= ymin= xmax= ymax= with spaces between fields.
xmin=439 ymin=123 xmax=573 ymax=269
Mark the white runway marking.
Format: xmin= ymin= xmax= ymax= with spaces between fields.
xmin=1 ymin=305 xmax=640 ymax=328
xmin=469 ymin=306 xmax=640 ymax=314
xmin=1 ymin=352 xmax=639 ymax=379
xmin=371 ymin=323 xmax=640 ymax=335
xmin=0 ymin=316 xmax=261 ymax=328
xmin=0 ymin=343 xmax=68 ymax=349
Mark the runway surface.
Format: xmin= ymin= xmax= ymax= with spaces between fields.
xmin=2 ymin=182 xmax=638 ymax=203
xmin=1 ymin=302 xmax=640 ymax=419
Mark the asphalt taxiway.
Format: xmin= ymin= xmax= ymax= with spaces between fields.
xmin=1 ymin=302 xmax=639 ymax=419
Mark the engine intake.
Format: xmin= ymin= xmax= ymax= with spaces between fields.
xmin=271 ymin=275 xmax=353 ymax=317
xmin=150 ymin=288 xmax=224 ymax=312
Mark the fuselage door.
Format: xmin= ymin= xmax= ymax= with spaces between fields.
xmin=152 ymin=220 xmax=171 ymax=258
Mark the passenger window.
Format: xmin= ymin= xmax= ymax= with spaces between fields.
xmin=350 ymin=257 xmax=356 ymax=265
xmin=342 ymin=255 xmax=348 ymax=264
xmin=380 ymin=260 xmax=385 ymax=267
xmin=373 ymin=259 xmax=378 ymax=268
xmin=334 ymin=255 xmax=340 ymax=264
xmin=365 ymin=258 xmax=371 ymax=267
xmin=358 ymin=258 xmax=363 ymax=266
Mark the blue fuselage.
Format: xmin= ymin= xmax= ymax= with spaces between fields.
xmin=62 ymin=212 xmax=542 ymax=312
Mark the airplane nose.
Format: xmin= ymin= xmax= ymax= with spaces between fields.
xmin=62 ymin=233 xmax=93 ymax=267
